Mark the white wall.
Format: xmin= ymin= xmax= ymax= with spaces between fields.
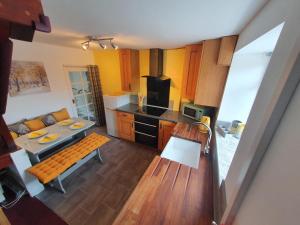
xmin=4 ymin=40 xmax=94 ymax=124
xmin=220 ymin=0 xmax=300 ymax=222
xmin=218 ymin=53 xmax=271 ymax=123
xmin=233 ymin=81 xmax=300 ymax=225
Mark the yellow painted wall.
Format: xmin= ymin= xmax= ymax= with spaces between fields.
xmin=93 ymin=50 xmax=122 ymax=95
xmin=93 ymin=48 xmax=186 ymax=111
xmin=163 ymin=48 xmax=185 ymax=111
xmin=139 ymin=49 xmax=149 ymax=96
xmin=139 ymin=48 xmax=185 ymax=111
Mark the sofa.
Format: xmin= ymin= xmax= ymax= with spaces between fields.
xmin=8 ymin=108 xmax=71 ymax=139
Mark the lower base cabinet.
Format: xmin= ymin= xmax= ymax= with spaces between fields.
xmin=117 ymin=112 xmax=135 ymax=142
xmin=158 ymin=120 xmax=176 ymax=151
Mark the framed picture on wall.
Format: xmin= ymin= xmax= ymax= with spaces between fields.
xmin=8 ymin=60 xmax=51 ymax=97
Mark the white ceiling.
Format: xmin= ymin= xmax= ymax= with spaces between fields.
xmin=35 ymin=0 xmax=269 ymax=49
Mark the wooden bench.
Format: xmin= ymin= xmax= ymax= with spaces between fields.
xmin=27 ymin=132 xmax=110 ymax=193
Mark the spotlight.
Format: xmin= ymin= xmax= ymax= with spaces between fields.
xmin=81 ymin=37 xmax=118 ymax=50
xmin=99 ymin=42 xmax=107 ymax=49
xmin=110 ymin=40 xmax=118 ymax=49
xmin=81 ymin=41 xmax=89 ymax=50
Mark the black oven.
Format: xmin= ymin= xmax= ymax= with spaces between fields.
xmin=134 ymin=114 xmax=159 ymax=148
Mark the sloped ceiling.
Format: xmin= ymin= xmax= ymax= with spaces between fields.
xmin=36 ymin=0 xmax=269 ymax=49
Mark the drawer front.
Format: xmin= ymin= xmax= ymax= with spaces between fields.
xmin=117 ymin=111 xmax=134 ymax=120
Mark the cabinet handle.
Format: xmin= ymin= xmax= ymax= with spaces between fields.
xmin=135 ymin=131 xmax=156 ymax=138
xmin=135 ymin=121 xmax=157 ymax=128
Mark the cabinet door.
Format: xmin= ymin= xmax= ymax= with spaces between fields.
xmin=117 ymin=112 xmax=135 ymax=141
xmin=119 ymin=49 xmax=132 ymax=91
xmin=158 ymin=120 xmax=176 ymax=151
xmin=130 ymin=50 xmax=140 ymax=92
xmin=194 ymin=39 xmax=229 ymax=107
xmin=119 ymin=49 xmax=140 ymax=92
xmin=217 ymin=35 xmax=238 ymax=66
xmin=182 ymin=44 xmax=203 ymax=100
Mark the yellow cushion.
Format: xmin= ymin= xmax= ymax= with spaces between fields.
xmin=24 ymin=119 xmax=46 ymax=131
xmin=52 ymin=108 xmax=70 ymax=122
xmin=27 ymin=133 xmax=110 ymax=184
xmin=10 ymin=131 xmax=18 ymax=139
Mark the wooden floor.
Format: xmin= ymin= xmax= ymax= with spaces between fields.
xmin=37 ymin=127 xmax=157 ymax=225
xmin=37 ymin=126 xmax=213 ymax=225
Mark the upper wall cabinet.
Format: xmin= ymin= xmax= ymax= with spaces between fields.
xmin=182 ymin=44 xmax=203 ymax=100
xmin=119 ymin=49 xmax=140 ymax=92
xmin=217 ymin=36 xmax=238 ymax=66
xmin=194 ymin=39 xmax=230 ymax=107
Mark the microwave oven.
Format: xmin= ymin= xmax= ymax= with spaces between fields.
xmin=182 ymin=103 xmax=204 ymax=120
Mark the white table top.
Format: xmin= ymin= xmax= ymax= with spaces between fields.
xmin=15 ymin=118 xmax=95 ymax=155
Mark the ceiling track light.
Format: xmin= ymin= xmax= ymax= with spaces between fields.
xmin=81 ymin=41 xmax=89 ymax=50
xmin=81 ymin=37 xmax=118 ymax=50
xmin=110 ymin=40 xmax=118 ymax=50
xmin=98 ymin=41 xmax=107 ymax=49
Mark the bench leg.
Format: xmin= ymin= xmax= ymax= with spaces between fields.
xmin=97 ymin=148 xmax=104 ymax=164
xmin=51 ymin=176 xmax=66 ymax=194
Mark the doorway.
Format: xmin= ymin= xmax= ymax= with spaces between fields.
xmin=67 ymin=69 xmax=96 ymax=121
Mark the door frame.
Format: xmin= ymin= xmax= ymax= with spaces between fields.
xmin=220 ymin=52 xmax=300 ymax=224
xmin=63 ymin=65 xmax=88 ymax=118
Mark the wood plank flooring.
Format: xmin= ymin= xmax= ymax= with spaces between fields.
xmin=37 ymin=127 xmax=157 ymax=225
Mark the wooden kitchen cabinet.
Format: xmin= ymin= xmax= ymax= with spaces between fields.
xmin=119 ymin=49 xmax=140 ymax=92
xmin=194 ymin=39 xmax=229 ymax=107
xmin=117 ymin=112 xmax=135 ymax=142
xmin=158 ymin=120 xmax=176 ymax=151
xmin=182 ymin=44 xmax=203 ymax=100
xmin=217 ymin=35 xmax=238 ymax=66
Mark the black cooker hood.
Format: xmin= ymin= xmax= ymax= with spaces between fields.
xmin=142 ymin=48 xmax=170 ymax=81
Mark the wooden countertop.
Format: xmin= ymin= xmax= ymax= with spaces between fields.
xmin=172 ymin=122 xmax=208 ymax=144
xmin=112 ymin=155 xmax=213 ymax=225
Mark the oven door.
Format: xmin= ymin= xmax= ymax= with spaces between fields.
xmin=135 ymin=131 xmax=158 ymax=148
xmin=134 ymin=115 xmax=158 ymax=148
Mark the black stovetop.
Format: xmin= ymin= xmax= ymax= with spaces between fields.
xmin=135 ymin=105 xmax=167 ymax=117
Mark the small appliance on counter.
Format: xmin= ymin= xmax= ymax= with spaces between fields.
xmin=198 ymin=116 xmax=211 ymax=133
xmin=181 ymin=103 xmax=210 ymax=121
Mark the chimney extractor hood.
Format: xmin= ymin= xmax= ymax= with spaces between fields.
xmin=142 ymin=48 xmax=170 ymax=80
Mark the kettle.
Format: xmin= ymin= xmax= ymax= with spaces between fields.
xmin=199 ymin=116 xmax=211 ymax=133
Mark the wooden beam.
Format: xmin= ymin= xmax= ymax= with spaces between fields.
xmin=0 ymin=0 xmax=50 ymax=156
